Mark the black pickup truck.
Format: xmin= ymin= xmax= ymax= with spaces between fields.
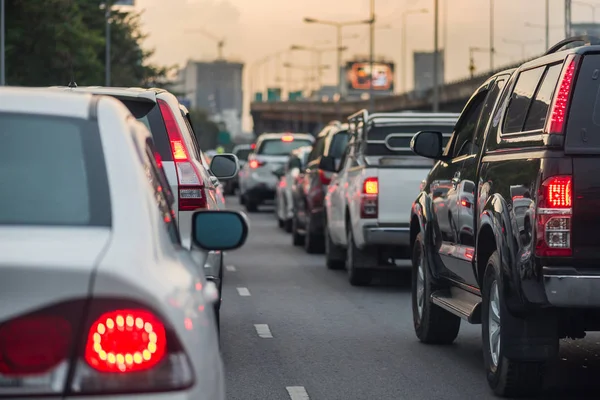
xmin=409 ymin=36 xmax=600 ymax=397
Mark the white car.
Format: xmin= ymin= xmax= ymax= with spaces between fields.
xmin=0 ymin=87 xmax=248 ymax=399
xmin=48 ymin=86 xmax=235 ymax=327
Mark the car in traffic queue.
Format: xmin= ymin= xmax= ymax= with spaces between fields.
xmin=321 ymin=111 xmax=458 ymax=285
xmin=0 ymin=87 xmax=249 ymax=400
xmin=274 ymin=145 xmax=312 ymax=232
xmin=290 ymin=122 xmax=350 ymax=253
xmin=408 ymin=36 xmax=600 ymax=397
xmin=238 ymin=132 xmax=314 ymax=212
xmin=224 ymin=143 xmax=254 ymax=195
xmin=49 ymin=86 xmax=236 ymax=329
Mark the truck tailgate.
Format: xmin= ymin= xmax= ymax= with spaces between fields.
xmin=378 ymin=167 xmax=429 ymax=224
xmin=572 ymin=158 xmax=600 ymax=260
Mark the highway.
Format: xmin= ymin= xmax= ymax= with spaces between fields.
xmin=220 ymin=198 xmax=600 ymax=400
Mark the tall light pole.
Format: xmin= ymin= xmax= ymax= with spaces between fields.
xmin=401 ymin=8 xmax=428 ymax=93
xmin=303 ymin=16 xmax=372 ymax=97
xmin=1 ymin=0 xmax=5 ymax=86
xmin=369 ymin=0 xmax=375 ymax=112
xmin=489 ymin=0 xmax=494 ymax=70
xmin=105 ymin=0 xmax=112 ymax=86
xmin=545 ymin=0 xmax=550 ymax=51
xmin=433 ymin=0 xmax=439 ymax=112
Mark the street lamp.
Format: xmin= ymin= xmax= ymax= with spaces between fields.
xmin=401 ymin=8 xmax=428 ymax=93
xmin=303 ymin=16 xmax=372 ymax=96
xmin=502 ymin=38 xmax=543 ymax=59
xmin=290 ymin=44 xmax=347 ymax=90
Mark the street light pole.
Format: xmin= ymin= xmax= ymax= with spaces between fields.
xmin=1 ymin=0 xmax=5 ymax=86
xmin=401 ymin=8 xmax=429 ymax=94
xmin=489 ymin=0 xmax=494 ymax=70
xmin=369 ymin=0 xmax=375 ymax=113
xmin=433 ymin=0 xmax=439 ymax=112
xmin=545 ymin=0 xmax=550 ymax=50
xmin=105 ymin=0 xmax=112 ymax=86
xmin=336 ymin=25 xmax=342 ymax=96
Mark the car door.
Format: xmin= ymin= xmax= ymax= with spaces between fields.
xmin=328 ymin=141 xmax=354 ymax=245
xmin=428 ymin=86 xmax=488 ymax=282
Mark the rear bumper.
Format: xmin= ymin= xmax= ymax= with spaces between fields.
xmin=544 ymin=268 xmax=600 ymax=307
xmin=363 ymin=226 xmax=410 ymax=246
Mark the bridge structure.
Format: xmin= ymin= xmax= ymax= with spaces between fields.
xmin=250 ymin=57 xmax=532 ymax=135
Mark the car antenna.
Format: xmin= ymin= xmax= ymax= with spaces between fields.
xmin=67 ymin=56 xmax=77 ymax=88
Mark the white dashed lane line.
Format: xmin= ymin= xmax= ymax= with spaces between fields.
xmin=286 ymin=386 xmax=310 ymax=400
xmin=254 ymin=324 xmax=273 ymax=338
xmin=236 ymin=287 xmax=251 ymax=296
xmin=226 ymin=265 xmax=237 ymax=272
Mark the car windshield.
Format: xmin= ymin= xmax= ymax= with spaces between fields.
xmin=257 ymin=138 xmax=313 ymax=156
xmin=235 ymin=148 xmax=252 ymax=161
xmin=0 ymin=113 xmax=111 ymax=226
xmin=329 ymin=131 xmax=349 ymax=158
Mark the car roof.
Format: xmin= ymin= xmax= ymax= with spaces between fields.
xmin=257 ymin=132 xmax=315 ymax=141
xmin=48 ymin=86 xmax=166 ymax=102
xmin=0 ymin=86 xmax=95 ymax=119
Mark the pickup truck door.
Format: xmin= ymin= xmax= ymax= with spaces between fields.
xmin=328 ymin=144 xmax=353 ymax=245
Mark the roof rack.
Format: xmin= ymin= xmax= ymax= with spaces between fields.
xmin=545 ymin=35 xmax=600 ymax=55
xmin=348 ymin=109 xmax=368 ymax=137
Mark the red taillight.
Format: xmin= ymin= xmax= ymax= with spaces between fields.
xmin=158 ymin=99 xmax=207 ymax=211
xmin=460 ymin=197 xmax=472 ymax=208
xmin=536 ymin=175 xmax=572 ymax=257
xmin=249 ymin=159 xmax=265 ymax=169
xmin=547 ymin=57 xmax=578 ymax=135
xmin=361 ymin=177 xmax=378 ymax=218
xmin=282 ymin=135 xmax=294 ymax=142
xmin=84 ymin=310 xmax=166 ymax=373
xmin=251 ymin=143 xmax=256 ymax=149
xmin=154 ymin=151 xmax=163 ymax=169
xmin=319 ymin=169 xmax=331 ymax=185
xmin=0 ymin=316 xmax=71 ymax=376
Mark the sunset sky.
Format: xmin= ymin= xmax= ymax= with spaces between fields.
xmin=133 ymin=0 xmax=592 ymax=131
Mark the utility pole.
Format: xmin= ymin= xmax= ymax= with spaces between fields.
xmin=433 ymin=0 xmax=439 ymax=112
xmin=489 ymin=0 xmax=494 ymax=70
xmin=1 ymin=0 xmax=5 ymax=86
xmin=545 ymin=0 xmax=550 ymax=50
xmin=105 ymin=0 xmax=112 ymax=86
xmin=565 ymin=0 xmax=572 ymax=39
xmin=336 ymin=26 xmax=343 ymax=96
xmin=369 ymin=0 xmax=375 ymax=113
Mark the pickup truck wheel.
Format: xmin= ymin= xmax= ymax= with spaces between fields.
xmin=305 ymin=214 xmax=325 ymax=254
xmin=292 ymin=214 xmax=304 ymax=246
xmin=245 ymin=198 xmax=258 ymax=212
xmin=412 ymin=232 xmax=460 ymax=344
xmin=482 ymin=251 xmax=551 ymax=397
xmin=325 ymin=225 xmax=345 ymax=270
xmin=346 ymin=227 xmax=372 ymax=286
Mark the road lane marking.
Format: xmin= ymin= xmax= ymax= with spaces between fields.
xmin=286 ymin=386 xmax=310 ymax=399
xmin=254 ymin=324 xmax=273 ymax=338
xmin=226 ymin=265 xmax=237 ymax=272
xmin=237 ymin=287 xmax=251 ymax=296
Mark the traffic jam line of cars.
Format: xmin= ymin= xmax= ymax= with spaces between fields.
xmin=238 ymin=36 xmax=600 ymax=398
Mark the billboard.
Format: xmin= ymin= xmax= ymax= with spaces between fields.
xmin=345 ymin=61 xmax=395 ymax=93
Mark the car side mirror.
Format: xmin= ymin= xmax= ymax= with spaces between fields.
xmin=410 ymin=131 xmax=444 ymax=160
xmin=192 ymin=210 xmax=249 ymax=251
xmin=210 ymin=154 xmax=239 ymax=180
xmin=318 ymin=155 xmax=337 ymax=172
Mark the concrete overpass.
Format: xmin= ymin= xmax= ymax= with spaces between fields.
xmin=250 ymin=58 xmax=530 ymax=135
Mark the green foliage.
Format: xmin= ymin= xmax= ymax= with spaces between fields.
xmin=188 ymin=108 xmax=221 ymax=150
xmin=5 ymin=0 xmax=173 ymax=87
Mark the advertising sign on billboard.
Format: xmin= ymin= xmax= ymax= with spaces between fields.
xmin=346 ymin=62 xmax=395 ymax=92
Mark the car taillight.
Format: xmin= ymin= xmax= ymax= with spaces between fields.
xmin=535 ymin=175 xmax=572 ymax=257
xmin=319 ymin=169 xmax=331 ymax=185
xmin=249 ymin=159 xmax=265 ymax=169
xmin=546 ymin=55 xmax=578 ymax=135
xmin=158 ymin=99 xmax=207 ymax=211
xmin=460 ymin=197 xmax=472 ymax=208
xmin=281 ymin=135 xmax=294 ymax=142
xmin=361 ymin=177 xmax=378 ymax=218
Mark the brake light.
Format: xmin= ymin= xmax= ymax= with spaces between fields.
xmin=249 ymin=159 xmax=265 ymax=169
xmin=547 ymin=57 xmax=578 ymax=135
xmin=154 ymin=152 xmax=163 ymax=169
xmin=282 ymin=135 xmax=294 ymax=142
xmin=158 ymin=99 xmax=207 ymax=211
xmin=361 ymin=177 xmax=378 ymax=218
xmin=319 ymin=169 xmax=331 ymax=185
xmin=536 ymin=175 xmax=572 ymax=257
xmin=84 ymin=310 xmax=166 ymax=373
xmin=460 ymin=197 xmax=472 ymax=208
xmin=251 ymin=143 xmax=256 ymax=149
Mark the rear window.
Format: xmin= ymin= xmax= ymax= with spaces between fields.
xmin=235 ymin=148 xmax=252 ymax=161
xmin=366 ymin=124 xmax=454 ymax=156
xmin=328 ymin=131 xmax=349 ymax=158
xmin=119 ymin=98 xmax=172 ymax=161
xmin=257 ymin=138 xmax=313 ymax=156
xmin=0 ymin=113 xmax=111 ymax=226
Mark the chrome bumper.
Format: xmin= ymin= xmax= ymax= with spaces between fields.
xmin=363 ymin=226 xmax=410 ymax=246
xmin=544 ymin=273 xmax=600 ymax=307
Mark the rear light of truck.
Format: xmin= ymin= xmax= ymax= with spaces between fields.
xmin=360 ymin=177 xmax=378 ymax=218
xmin=546 ymin=55 xmax=579 ymax=135
xmin=0 ymin=300 xmax=193 ymax=396
xmin=158 ymin=99 xmax=207 ymax=211
xmin=248 ymin=159 xmax=265 ymax=169
xmin=460 ymin=197 xmax=472 ymax=208
xmin=535 ymin=175 xmax=572 ymax=257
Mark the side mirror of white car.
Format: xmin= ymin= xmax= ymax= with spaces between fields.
xmin=191 ymin=210 xmax=249 ymax=251
xmin=210 ymin=154 xmax=239 ymax=180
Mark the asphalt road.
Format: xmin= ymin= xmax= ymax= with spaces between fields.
xmin=220 ymin=197 xmax=600 ymax=400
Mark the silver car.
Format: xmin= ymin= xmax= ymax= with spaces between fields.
xmin=238 ymin=133 xmax=314 ymax=212
xmin=0 ymin=87 xmax=248 ymax=399
xmin=274 ymin=146 xmax=312 ymax=232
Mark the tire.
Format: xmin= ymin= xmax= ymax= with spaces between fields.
xmin=284 ymin=218 xmax=293 ymax=233
xmin=292 ymin=213 xmax=304 ymax=246
xmin=412 ymin=232 xmax=461 ymax=344
xmin=346 ymin=225 xmax=373 ymax=286
xmin=239 ymin=192 xmax=245 ymax=205
xmin=245 ymin=197 xmax=258 ymax=212
xmin=304 ymin=213 xmax=325 ymax=254
xmin=482 ymin=251 xmax=554 ymax=397
xmin=325 ymin=225 xmax=345 ymax=269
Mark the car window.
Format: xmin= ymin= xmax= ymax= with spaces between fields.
xmin=257 ymin=138 xmax=314 ymax=156
xmin=328 ymin=131 xmax=349 ymax=158
xmin=143 ymin=140 xmax=180 ymax=245
xmin=523 ymin=64 xmax=562 ymax=131
xmin=503 ymin=66 xmax=546 ymax=134
xmin=235 ymin=148 xmax=252 ymax=161
xmin=450 ymin=92 xmax=487 ymax=158
xmin=472 ymin=77 xmax=507 ymax=151
xmin=180 ymin=110 xmax=202 ymax=160
xmin=307 ymin=136 xmax=326 ymax=162
xmin=0 ymin=113 xmax=111 ymax=226
xmin=288 ymin=155 xmax=302 ymax=171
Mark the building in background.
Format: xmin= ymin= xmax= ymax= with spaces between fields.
xmin=413 ymin=50 xmax=444 ymax=95
xmin=176 ymin=60 xmax=244 ymax=137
